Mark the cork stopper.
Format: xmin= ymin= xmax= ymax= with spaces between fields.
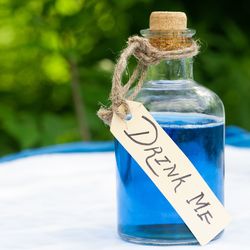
xmin=144 ymin=11 xmax=192 ymax=51
xmin=150 ymin=11 xmax=187 ymax=31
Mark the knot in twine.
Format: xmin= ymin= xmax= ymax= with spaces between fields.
xmin=97 ymin=35 xmax=199 ymax=125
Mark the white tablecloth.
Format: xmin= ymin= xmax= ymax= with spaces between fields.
xmin=0 ymin=146 xmax=249 ymax=250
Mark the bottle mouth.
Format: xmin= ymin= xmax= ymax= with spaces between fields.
xmin=140 ymin=28 xmax=196 ymax=38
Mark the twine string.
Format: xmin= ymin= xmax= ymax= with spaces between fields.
xmin=97 ymin=35 xmax=199 ymax=125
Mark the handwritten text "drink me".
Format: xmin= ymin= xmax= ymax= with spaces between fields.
xmin=124 ymin=115 xmax=213 ymax=225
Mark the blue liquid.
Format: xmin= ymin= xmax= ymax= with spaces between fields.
xmin=114 ymin=113 xmax=224 ymax=245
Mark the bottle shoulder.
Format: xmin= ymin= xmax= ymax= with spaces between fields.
xmin=134 ymin=80 xmax=224 ymax=118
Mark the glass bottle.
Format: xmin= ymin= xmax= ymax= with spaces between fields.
xmin=114 ymin=12 xmax=224 ymax=245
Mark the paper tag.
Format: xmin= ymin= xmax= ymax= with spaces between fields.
xmin=111 ymin=100 xmax=231 ymax=245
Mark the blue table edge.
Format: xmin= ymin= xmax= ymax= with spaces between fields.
xmin=0 ymin=126 xmax=249 ymax=163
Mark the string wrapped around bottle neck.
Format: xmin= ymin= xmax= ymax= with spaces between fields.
xmin=97 ymin=35 xmax=199 ymax=125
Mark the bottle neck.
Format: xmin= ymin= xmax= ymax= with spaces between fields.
xmin=140 ymin=29 xmax=196 ymax=82
xmin=146 ymin=57 xmax=193 ymax=81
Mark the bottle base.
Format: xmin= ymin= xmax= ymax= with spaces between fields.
xmin=119 ymin=232 xmax=198 ymax=246
xmin=118 ymin=224 xmax=223 ymax=246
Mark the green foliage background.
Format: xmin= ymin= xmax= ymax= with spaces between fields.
xmin=0 ymin=0 xmax=250 ymax=156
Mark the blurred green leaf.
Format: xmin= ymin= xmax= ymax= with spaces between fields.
xmin=0 ymin=106 xmax=39 ymax=148
xmin=41 ymin=113 xmax=79 ymax=145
